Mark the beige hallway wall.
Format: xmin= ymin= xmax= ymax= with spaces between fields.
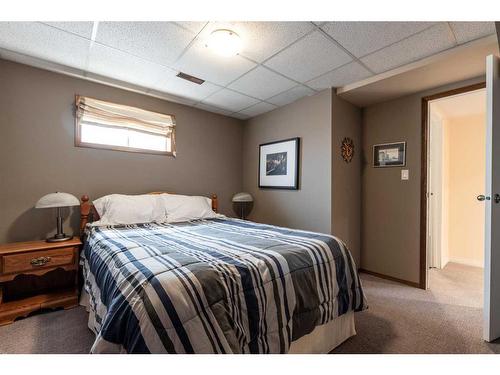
xmin=445 ymin=114 xmax=485 ymax=268
xmin=442 ymin=117 xmax=451 ymax=266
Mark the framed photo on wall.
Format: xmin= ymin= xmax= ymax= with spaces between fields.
xmin=259 ymin=137 xmax=300 ymax=189
xmin=373 ymin=141 xmax=406 ymax=167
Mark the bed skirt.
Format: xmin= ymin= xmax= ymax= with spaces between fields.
xmin=288 ymin=310 xmax=355 ymax=353
xmin=81 ymin=289 xmax=355 ymax=354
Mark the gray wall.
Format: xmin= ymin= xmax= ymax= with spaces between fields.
xmin=0 ymin=59 xmax=243 ymax=243
xmin=361 ymin=76 xmax=484 ymax=284
xmin=242 ymin=90 xmax=332 ymax=234
xmin=332 ymin=94 xmax=362 ymax=266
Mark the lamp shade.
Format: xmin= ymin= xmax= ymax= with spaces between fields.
xmin=232 ymin=192 xmax=253 ymax=203
xmin=35 ymin=192 xmax=80 ymax=209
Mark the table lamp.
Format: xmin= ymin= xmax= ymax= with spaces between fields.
xmin=232 ymin=192 xmax=254 ymax=220
xmin=35 ymin=192 xmax=80 ymax=242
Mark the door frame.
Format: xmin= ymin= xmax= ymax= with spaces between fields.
xmin=428 ymin=110 xmax=444 ymax=269
xmin=420 ymin=82 xmax=486 ymax=289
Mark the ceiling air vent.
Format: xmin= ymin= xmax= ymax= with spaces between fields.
xmin=176 ymin=72 xmax=205 ymax=85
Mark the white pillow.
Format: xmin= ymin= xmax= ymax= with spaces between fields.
xmin=92 ymin=194 xmax=167 ymax=225
xmin=93 ymin=194 xmax=117 ymax=217
xmin=160 ymin=194 xmax=220 ymax=223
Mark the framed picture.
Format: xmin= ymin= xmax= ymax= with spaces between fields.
xmin=259 ymin=137 xmax=300 ymax=189
xmin=373 ymin=141 xmax=406 ymax=167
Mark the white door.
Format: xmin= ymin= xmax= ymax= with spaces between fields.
xmin=483 ymin=54 xmax=500 ymax=342
xmin=429 ymin=112 xmax=444 ymax=269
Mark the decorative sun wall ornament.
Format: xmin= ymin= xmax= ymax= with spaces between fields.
xmin=341 ymin=137 xmax=354 ymax=163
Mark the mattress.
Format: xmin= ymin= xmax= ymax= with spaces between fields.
xmin=81 ymin=218 xmax=366 ymax=353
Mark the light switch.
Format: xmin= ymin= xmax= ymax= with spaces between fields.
xmin=401 ymin=169 xmax=409 ymax=180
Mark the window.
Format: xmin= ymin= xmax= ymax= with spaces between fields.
xmin=75 ymin=96 xmax=176 ymax=156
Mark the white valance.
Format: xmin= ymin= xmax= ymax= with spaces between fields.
xmin=76 ymin=96 xmax=176 ymax=136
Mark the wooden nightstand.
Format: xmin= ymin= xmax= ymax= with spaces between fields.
xmin=0 ymin=238 xmax=81 ymax=326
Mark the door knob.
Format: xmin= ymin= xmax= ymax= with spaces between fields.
xmin=495 ymin=194 xmax=500 ymax=204
xmin=477 ymin=195 xmax=491 ymax=201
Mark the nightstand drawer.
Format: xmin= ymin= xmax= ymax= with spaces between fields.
xmin=1 ymin=247 xmax=76 ymax=275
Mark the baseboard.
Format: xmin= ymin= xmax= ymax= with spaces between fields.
xmin=359 ymin=268 xmax=422 ymax=289
xmin=448 ymin=257 xmax=484 ymax=268
xmin=441 ymin=257 xmax=449 ymax=269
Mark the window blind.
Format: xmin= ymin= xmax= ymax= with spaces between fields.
xmin=75 ymin=95 xmax=176 ymax=155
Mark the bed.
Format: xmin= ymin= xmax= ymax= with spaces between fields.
xmin=79 ymin=193 xmax=367 ymax=354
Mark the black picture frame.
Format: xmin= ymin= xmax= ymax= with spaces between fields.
xmin=258 ymin=137 xmax=300 ymax=190
xmin=373 ymin=141 xmax=406 ymax=167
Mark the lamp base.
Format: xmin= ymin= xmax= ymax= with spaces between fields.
xmin=46 ymin=235 xmax=73 ymax=243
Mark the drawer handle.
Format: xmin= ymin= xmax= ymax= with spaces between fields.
xmin=30 ymin=256 xmax=51 ymax=267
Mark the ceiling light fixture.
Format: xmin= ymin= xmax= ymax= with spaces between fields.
xmin=206 ymin=29 xmax=242 ymax=57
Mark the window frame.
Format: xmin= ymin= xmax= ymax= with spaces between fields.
xmin=74 ymin=95 xmax=176 ymax=157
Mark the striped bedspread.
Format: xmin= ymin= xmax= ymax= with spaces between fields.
xmin=81 ymin=218 xmax=367 ymax=353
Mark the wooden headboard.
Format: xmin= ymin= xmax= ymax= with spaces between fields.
xmin=79 ymin=192 xmax=218 ymax=235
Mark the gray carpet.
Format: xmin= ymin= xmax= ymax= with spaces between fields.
xmin=333 ymin=263 xmax=500 ymax=354
xmin=0 ymin=306 xmax=94 ymax=354
xmin=0 ymin=262 xmax=499 ymax=354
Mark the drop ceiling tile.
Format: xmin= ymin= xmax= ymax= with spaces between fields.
xmin=95 ymin=22 xmax=195 ymax=66
xmin=0 ymin=22 xmax=90 ymax=70
xmin=173 ymin=38 xmax=256 ymax=86
xmin=238 ymin=102 xmax=277 ymax=117
xmin=264 ymin=30 xmax=352 ymax=82
xmin=155 ymin=73 xmax=222 ymax=101
xmin=228 ymin=66 xmax=297 ymax=100
xmin=200 ymin=22 xmax=315 ymax=62
xmin=194 ymin=103 xmax=233 ymax=116
xmin=85 ymin=71 xmax=152 ymax=94
xmin=202 ymin=89 xmax=259 ymax=112
xmin=87 ymin=43 xmax=174 ymax=90
xmin=321 ymin=21 xmax=435 ymax=58
xmin=42 ymin=21 xmax=95 ymax=38
xmin=360 ymin=23 xmax=456 ymax=74
xmin=174 ymin=21 xmax=208 ymax=35
xmin=307 ymin=61 xmax=372 ymax=90
xmin=147 ymin=89 xmax=198 ymax=106
xmin=266 ymin=85 xmax=315 ymax=106
xmin=449 ymin=22 xmax=497 ymax=44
